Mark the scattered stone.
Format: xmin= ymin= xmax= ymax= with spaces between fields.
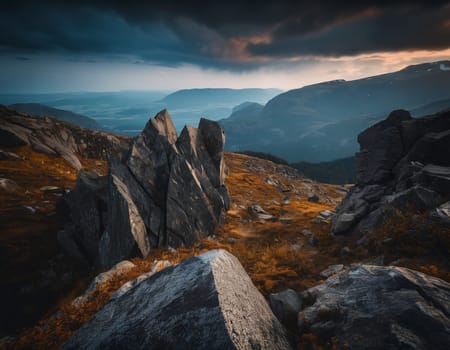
xmin=308 ymin=235 xmax=318 ymax=246
xmin=258 ymin=213 xmax=277 ymax=221
xmin=73 ymin=260 xmax=136 ymax=305
xmin=0 ymin=178 xmax=20 ymax=193
xmin=40 ymin=185 xmax=65 ymax=195
xmin=24 ymin=205 xmax=38 ymax=214
xmin=64 ymin=250 xmax=291 ymax=350
xmin=0 ymin=149 xmax=22 ymax=160
xmin=0 ymin=105 xmax=130 ymax=169
xmin=279 ymin=217 xmax=293 ymax=224
xmin=340 ymin=246 xmax=351 ymax=255
xmin=250 ymin=205 xmax=269 ymax=215
xmin=336 ymin=185 xmax=349 ymax=193
xmin=110 ymin=260 xmax=172 ymax=301
xmin=298 ymin=265 xmax=450 ymax=349
xmin=288 ymin=243 xmax=301 ymax=252
xmin=226 ymin=237 xmax=237 ymax=244
xmin=270 ymin=289 xmax=302 ymax=328
xmin=302 ymin=229 xmax=313 ymax=235
xmin=307 ymin=194 xmax=319 ymax=203
xmin=319 ymin=264 xmax=345 ymax=278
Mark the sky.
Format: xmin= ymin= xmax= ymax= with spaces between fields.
xmin=0 ymin=0 xmax=449 ymax=93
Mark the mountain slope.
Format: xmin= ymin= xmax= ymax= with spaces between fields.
xmin=9 ymin=103 xmax=101 ymax=130
xmin=220 ymin=61 xmax=450 ymax=162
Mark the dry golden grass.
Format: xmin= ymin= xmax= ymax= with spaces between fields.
xmin=0 ymin=146 xmax=108 ymax=336
xmin=6 ymin=151 xmax=450 ymax=349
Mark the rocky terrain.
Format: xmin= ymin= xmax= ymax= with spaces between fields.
xmin=332 ymin=109 xmax=450 ymax=235
xmin=8 ymin=103 xmax=101 ymax=130
xmin=58 ymin=110 xmax=229 ymax=269
xmin=0 ymin=105 xmax=130 ymax=169
xmin=1 ymin=107 xmax=449 ymax=349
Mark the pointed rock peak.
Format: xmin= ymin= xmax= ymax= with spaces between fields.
xmin=386 ymin=109 xmax=412 ymax=124
xmin=178 ymin=125 xmax=200 ymax=146
xmin=144 ymin=109 xmax=177 ymax=145
xmin=198 ymin=118 xmax=225 ymax=159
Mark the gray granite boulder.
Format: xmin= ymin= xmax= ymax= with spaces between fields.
xmin=59 ymin=110 xmax=229 ymax=268
xmin=333 ymin=109 xmax=450 ymax=235
xmin=298 ymin=265 xmax=450 ymax=350
xmin=64 ymin=250 xmax=291 ymax=350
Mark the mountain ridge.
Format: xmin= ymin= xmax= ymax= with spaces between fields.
xmin=220 ymin=60 xmax=450 ymax=162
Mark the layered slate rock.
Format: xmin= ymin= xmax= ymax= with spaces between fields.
xmin=333 ymin=110 xmax=450 ymax=235
xmin=298 ymin=265 xmax=450 ymax=350
xmin=0 ymin=105 xmax=130 ymax=169
xmin=63 ymin=250 xmax=291 ymax=350
xmin=59 ymin=110 xmax=229 ymax=268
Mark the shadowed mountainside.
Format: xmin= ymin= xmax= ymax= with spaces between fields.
xmin=220 ymin=61 xmax=450 ymax=162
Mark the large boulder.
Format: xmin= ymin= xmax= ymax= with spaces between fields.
xmin=298 ymin=265 xmax=450 ymax=350
xmin=58 ymin=171 xmax=109 ymax=264
xmin=333 ymin=110 xmax=450 ymax=235
xmin=59 ymin=110 xmax=229 ymax=268
xmin=63 ymin=250 xmax=291 ymax=350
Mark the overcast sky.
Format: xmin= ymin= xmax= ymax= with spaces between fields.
xmin=1 ymin=0 xmax=449 ymax=93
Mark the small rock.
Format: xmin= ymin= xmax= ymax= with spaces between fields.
xmin=258 ymin=213 xmax=276 ymax=221
xmin=336 ymin=185 xmax=349 ymax=193
xmin=308 ymin=235 xmax=318 ymax=246
xmin=319 ymin=210 xmax=335 ymax=218
xmin=288 ymin=243 xmax=301 ymax=252
xmin=279 ymin=217 xmax=292 ymax=224
xmin=73 ymin=260 xmax=136 ymax=305
xmin=40 ymin=185 xmax=65 ymax=195
xmin=269 ymin=289 xmax=302 ymax=328
xmin=24 ymin=205 xmax=38 ymax=214
xmin=0 ymin=178 xmax=20 ymax=193
xmin=302 ymin=229 xmax=313 ymax=235
xmin=226 ymin=237 xmax=237 ymax=245
xmin=250 ymin=205 xmax=269 ymax=215
xmin=0 ymin=150 xmax=22 ymax=160
xmin=320 ymin=264 xmax=345 ymax=278
xmin=308 ymin=194 xmax=319 ymax=202
xmin=341 ymin=246 xmax=351 ymax=255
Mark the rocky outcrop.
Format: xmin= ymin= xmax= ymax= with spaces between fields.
xmin=297 ymin=265 xmax=450 ymax=350
xmin=59 ymin=110 xmax=229 ymax=268
xmin=63 ymin=250 xmax=291 ymax=350
xmin=0 ymin=105 xmax=130 ymax=169
xmin=333 ymin=110 xmax=450 ymax=235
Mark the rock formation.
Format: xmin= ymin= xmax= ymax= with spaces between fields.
xmin=63 ymin=250 xmax=291 ymax=350
xmin=0 ymin=105 xmax=130 ymax=169
xmin=333 ymin=109 xmax=450 ymax=235
xmin=297 ymin=264 xmax=450 ymax=350
xmin=58 ymin=110 xmax=229 ymax=268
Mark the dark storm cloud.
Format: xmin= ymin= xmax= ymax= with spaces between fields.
xmin=0 ymin=1 xmax=449 ymax=69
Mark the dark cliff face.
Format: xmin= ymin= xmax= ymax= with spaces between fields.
xmin=332 ymin=109 xmax=450 ymax=235
xmin=0 ymin=105 xmax=130 ymax=169
xmin=58 ymin=110 xmax=230 ymax=269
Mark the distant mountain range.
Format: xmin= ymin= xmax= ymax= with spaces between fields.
xmin=1 ymin=89 xmax=282 ymax=135
xmin=220 ymin=61 xmax=450 ymax=162
xmin=159 ymin=88 xmax=281 ymax=108
xmin=8 ymin=103 xmax=101 ymax=130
